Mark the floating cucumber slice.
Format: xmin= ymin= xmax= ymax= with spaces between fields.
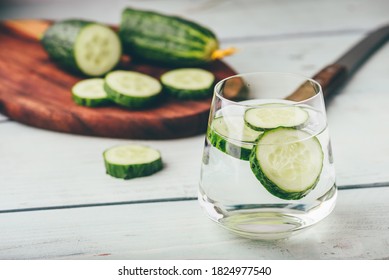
xmin=104 ymin=70 xmax=162 ymax=109
xmin=208 ymin=116 xmax=262 ymax=160
xmin=71 ymin=78 xmax=110 ymax=107
xmin=103 ymin=144 xmax=163 ymax=179
xmin=250 ymin=127 xmax=323 ymax=200
xmin=160 ymin=68 xmax=215 ymax=99
xmin=244 ymin=104 xmax=309 ymax=131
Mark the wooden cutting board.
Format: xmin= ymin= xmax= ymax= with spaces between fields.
xmin=0 ymin=20 xmax=237 ymax=139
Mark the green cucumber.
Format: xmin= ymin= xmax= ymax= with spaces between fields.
xmin=41 ymin=19 xmax=121 ymax=76
xmin=71 ymin=78 xmax=110 ymax=107
xmin=244 ymin=104 xmax=309 ymax=131
xmin=250 ymin=128 xmax=323 ymax=200
xmin=104 ymin=144 xmax=163 ymax=179
xmin=160 ymin=68 xmax=215 ymax=99
xmin=208 ymin=116 xmax=262 ymax=160
xmin=119 ymin=8 xmax=234 ymax=66
xmin=104 ymin=70 xmax=162 ymax=109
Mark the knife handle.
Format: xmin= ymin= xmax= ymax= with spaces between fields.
xmin=313 ymin=63 xmax=348 ymax=100
xmin=286 ymin=64 xmax=348 ymax=102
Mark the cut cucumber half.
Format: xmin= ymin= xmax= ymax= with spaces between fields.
xmin=160 ymin=68 xmax=215 ymax=99
xmin=208 ymin=116 xmax=262 ymax=160
xmin=104 ymin=70 xmax=162 ymax=108
xmin=103 ymin=144 xmax=163 ymax=179
xmin=71 ymin=78 xmax=110 ymax=107
xmin=244 ymin=104 xmax=309 ymax=131
xmin=41 ymin=20 xmax=121 ymax=77
xmin=250 ymin=127 xmax=323 ymax=200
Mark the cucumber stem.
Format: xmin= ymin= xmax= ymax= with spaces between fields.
xmin=211 ymin=47 xmax=237 ymax=60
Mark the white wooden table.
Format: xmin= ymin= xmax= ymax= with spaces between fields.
xmin=1 ymin=0 xmax=389 ymax=259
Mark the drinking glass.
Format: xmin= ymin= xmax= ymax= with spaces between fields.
xmin=199 ymin=72 xmax=336 ymax=239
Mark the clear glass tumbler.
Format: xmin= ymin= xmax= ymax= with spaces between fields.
xmin=199 ymin=72 xmax=336 ymax=239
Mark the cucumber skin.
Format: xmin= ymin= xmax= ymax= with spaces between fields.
xmin=119 ymin=8 xmax=219 ymax=66
xmin=207 ymin=127 xmax=252 ymax=161
xmin=249 ymin=129 xmax=321 ymax=200
xmin=104 ymin=82 xmax=161 ymax=109
xmin=41 ymin=20 xmax=91 ymax=75
xmin=71 ymin=93 xmax=111 ymax=107
xmin=104 ymin=157 xmax=163 ymax=179
xmin=163 ymin=84 xmax=213 ymax=100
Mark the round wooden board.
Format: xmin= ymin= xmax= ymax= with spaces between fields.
xmin=0 ymin=20 xmax=237 ymax=139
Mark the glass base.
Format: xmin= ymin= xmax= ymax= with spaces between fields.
xmin=199 ymin=184 xmax=337 ymax=240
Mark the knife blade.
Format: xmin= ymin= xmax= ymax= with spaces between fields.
xmin=288 ymin=24 xmax=389 ymax=101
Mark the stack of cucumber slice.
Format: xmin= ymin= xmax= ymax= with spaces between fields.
xmin=208 ymin=104 xmax=323 ymax=200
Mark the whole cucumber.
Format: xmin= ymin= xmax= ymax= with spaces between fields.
xmin=41 ymin=19 xmax=122 ymax=76
xmin=119 ymin=8 xmax=233 ymax=66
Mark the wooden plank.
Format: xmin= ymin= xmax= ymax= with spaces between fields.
xmin=0 ymin=0 xmax=387 ymax=39
xmin=0 ymin=121 xmax=203 ymax=211
xmin=0 ymin=187 xmax=389 ymax=259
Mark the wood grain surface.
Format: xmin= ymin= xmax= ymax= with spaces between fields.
xmin=0 ymin=20 xmax=237 ymax=139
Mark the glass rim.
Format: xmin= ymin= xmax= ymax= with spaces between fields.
xmin=214 ymin=71 xmax=323 ymax=105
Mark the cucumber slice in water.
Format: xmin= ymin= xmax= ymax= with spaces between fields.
xmin=244 ymin=104 xmax=309 ymax=131
xmin=71 ymin=78 xmax=110 ymax=107
xmin=160 ymin=68 xmax=215 ymax=99
xmin=104 ymin=144 xmax=163 ymax=179
xmin=104 ymin=70 xmax=162 ymax=108
xmin=208 ymin=116 xmax=262 ymax=160
xmin=250 ymin=127 xmax=323 ymax=200
xmin=41 ymin=20 xmax=121 ymax=77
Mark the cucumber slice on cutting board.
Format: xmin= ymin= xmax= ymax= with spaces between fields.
xmin=71 ymin=78 xmax=110 ymax=107
xmin=208 ymin=116 xmax=262 ymax=160
xmin=160 ymin=68 xmax=215 ymax=99
xmin=244 ymin=104 xmax=309 ymax=131
xmin=250 ymin=127 xmax=323 ymax=200
xmin=41 ymin=19 xmax=121 ymax=77
xmin=104 ymin=70 xmax=162 ymax=109
xmin=104 ymin=144 xmax=163 ymax=179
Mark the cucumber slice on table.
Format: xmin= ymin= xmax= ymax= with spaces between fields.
xmin=250 ymin=127 xmax=323 ymax=200
xmin=208 ymin=116 xmax=262 ymax=160
xmin=71 ymin=78 xmax=110 ymax=107
xmin=41 ymin=19 xmax=121 ymax=77
xmin=104 ymin=71 xmax=162 ymax=108
xmin=160 ymin=68 xmax=215 ymax=99
xmin=104 ymin=144 xmax=163 ymax=179
xmin=244 ymin=104 xmax=309 ymax=131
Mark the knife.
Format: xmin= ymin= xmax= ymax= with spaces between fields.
xmin=288 ymin=24 xmax=389 ymax=102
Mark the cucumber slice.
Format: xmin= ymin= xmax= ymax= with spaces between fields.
xmin=244 ymin=104 xmax=309 ymax=131
xmin=160 ymin=68 xmax=215 ymax=99
xmin=41 ymin=20 xmax=121 ymax=77
xmin=208 ymin=116 xmax=262 ymax=160
xmin=250 ymin=127 xmax=323 ymax=200
xmin=104 ymin=70 xmax=162 ymax=108
xmin=71 ymin=78 xmax=110 ymax=107
xmin=104 ymin=144 xmax=163 ymax=179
